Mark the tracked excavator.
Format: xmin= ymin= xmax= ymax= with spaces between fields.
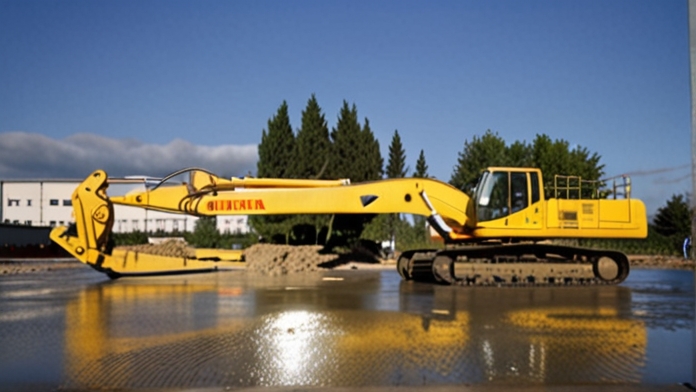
xmin=49 ymin=166 xmax=647 ymax=285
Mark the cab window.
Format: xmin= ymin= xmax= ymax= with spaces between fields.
xmin=476 ymin=171 xmax=530 ymax=222
xmin=510 ymin=172 xmax=528 ymax=213
xmin=476 ymin=171 xmax=509 ymax=221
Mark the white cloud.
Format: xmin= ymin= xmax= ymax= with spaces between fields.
xmin=0 ymin=132 xmax=258 ymax=179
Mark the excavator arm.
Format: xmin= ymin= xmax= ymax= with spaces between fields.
xmin=50 ymin=168 xmax=472 ymax=277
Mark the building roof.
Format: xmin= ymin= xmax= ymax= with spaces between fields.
xmin=0 ymin=178 xmax=82 ymax=183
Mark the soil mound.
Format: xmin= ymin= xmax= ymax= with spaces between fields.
xmin=244 ymin=244 xmax=339 ymax=276
xmin=117 ymin=240 xmax=196 ymax=258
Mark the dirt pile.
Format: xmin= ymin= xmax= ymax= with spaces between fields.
xmin=117 ymin=240 xmax=196 ymax=258
xmin=1 ymin=259 xmax=83 ymax=275
xmin=117 ymin=242 xmax=345 ymax=276
xmin=628 ymin=255 xmax=694 ymax=270
xmin=244 ymin=244 xmax=339 ymax=276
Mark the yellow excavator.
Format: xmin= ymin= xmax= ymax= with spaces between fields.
xmin=49 ymin=166 xmax=647 ymax=285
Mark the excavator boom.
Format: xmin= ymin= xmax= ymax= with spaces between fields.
xmin=109 ymin=169 xmax=472 ymax=239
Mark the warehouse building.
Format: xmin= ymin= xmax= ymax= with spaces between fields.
xmin=0 ymin=179 xmax=250 ymax=234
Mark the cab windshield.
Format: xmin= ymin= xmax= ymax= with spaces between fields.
xmin=474 ymin=170 xmax=529 ymax=222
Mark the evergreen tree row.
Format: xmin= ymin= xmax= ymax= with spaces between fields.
xmin=250 ymin=96 xmax=393 ymax=246
xmin=251 ymin=98 xmax=611 ymax=252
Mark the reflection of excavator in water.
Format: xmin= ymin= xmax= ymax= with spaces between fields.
xmin=63 ymin=277 xmax=646 ymax=388
xmin=50 ymin=166 xmax=647 ymax=285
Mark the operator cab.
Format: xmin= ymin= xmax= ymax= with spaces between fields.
xmin=473 ymin=168 xmax=541 ymax=223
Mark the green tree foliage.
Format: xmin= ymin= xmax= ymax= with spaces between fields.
xmin=329 ymin=103 xmax=383 ymax=182
xmin=250 ymin=101 xmax=296 ymax=243
xmin=386 ymin=130 xmax=408 ymax=178
xmin=252 ymin=98 xmax=387 ymax=248
xmin=326 ymin=101 xmax=383 ymax=249
xmin=293 ymin=94 xmax=331 ymax=178
xmin=652 ymin=193 xmax=692 ymax=251
xmin=414 ymin=149 xmax=429 ymax=178
xmin=361 ymin=214 xmax=442 ymax=255
xmin=378 ymin=129 xmax=408 ymax=246
xmin=111 ymin=230 xmax=149 ymax=246
xmin=291 ymin=94 xmax=332 ymax=244
xmin=506 ymin=140 xmax=533 ymax=167
xmin=359 ymin=118 xmax=384 ymax=182
xmin=256 ymin=101 xmax=295 ymax=178
xmin=186 ymin=216 xmax=220 ymax=248
xmin=412 ymin=149 xmax=430 ymax=241
xmin=530 ymin=134 xmax=604 ymax=197
xmin=360 ymin=214 xmax=390 ymax=244
xmin=450 ymin=130 xmax=508 ymax=194
xmin=330 ymin=101 xmax=363 ymax=180
xmin=450 ymin=130 xmax=605 ymax=197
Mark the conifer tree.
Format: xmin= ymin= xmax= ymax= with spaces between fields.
xmin=412 ymin=149 xmax=430 ymax=241
xmin=327 ymin=102 xmax=382 ymax=249
xmin=257 ymin=101 xmax=295 ymax=178
xmin=330 ymin=101 xmax=362 ymax=180
xmin=383 ymin=130 xmax=408 ymax=250
xmin=291 ymin=94 xmax=332 ymax=243
xmin=293 ymin=94 xmax=331 ymax=178
xmin=653 ymin=193 xmax=692 ymax=251
xmin=414 ymin=149 xmax=429 ymax=178
xmin=250 ymin=101 xmax=296 ymax=243
xmin=386 ymin=130 xmax=408 ymax=178
xmin=360 ymin=118 xmax=384 ymax=182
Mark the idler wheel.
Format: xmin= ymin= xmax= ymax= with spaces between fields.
xmin=592 ymin=253 xmax=629 ymax=283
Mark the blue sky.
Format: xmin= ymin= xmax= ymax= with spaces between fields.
xmin=0 ymin=0 xmax=691 ymax=215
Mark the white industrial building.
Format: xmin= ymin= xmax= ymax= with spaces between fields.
xmin=0 ymin=179 xmax=250 ymax=234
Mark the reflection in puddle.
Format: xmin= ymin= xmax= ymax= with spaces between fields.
xmin=56 ymin=273 xmax=653 ymax=389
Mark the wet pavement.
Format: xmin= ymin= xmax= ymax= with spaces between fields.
xmin=0 ymin=263 xmax=693 ymax=391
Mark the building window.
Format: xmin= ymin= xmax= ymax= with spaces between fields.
xmin=172 ymin=220 xmax=179 ymax=231
xmin=63 ymin=199 xmax=72 ymax=206
xmin=27 ymin=199 xmax=32 ymax=207
xmin=49 ymin=221 xmax=56 ymax=227
xmin=25 ymin=220 xmax=32 ymax=226
xmin=132 ymin=220 xmax=139 ymax=231
xmin=12 ymin=220 xmax=19 ymax=224
xmin=156 ymin=219 xmax=165 ymax=231
xmin=50 ymin=199 xmax=59 ymax=206
xmin=7 ymin=199 xmax=19 ymax=207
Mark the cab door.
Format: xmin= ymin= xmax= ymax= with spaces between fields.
xmin=475 ymin=169 xmax=542 ymax=232
xmin=507 ymin=171 xmax=541 ymax=231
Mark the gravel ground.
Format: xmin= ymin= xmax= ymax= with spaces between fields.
xmin=0 ymin=244 xmax=692 ymax=276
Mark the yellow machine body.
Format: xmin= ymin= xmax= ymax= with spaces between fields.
xmin=453 ymin=167 xmax=646 ymax=241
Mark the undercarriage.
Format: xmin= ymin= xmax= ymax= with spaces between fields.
xmin=397 ymin=243 xmax=630 ymax=286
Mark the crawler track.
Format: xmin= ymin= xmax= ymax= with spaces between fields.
xmin=397 ymin=244 xmax=630 ymax=286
